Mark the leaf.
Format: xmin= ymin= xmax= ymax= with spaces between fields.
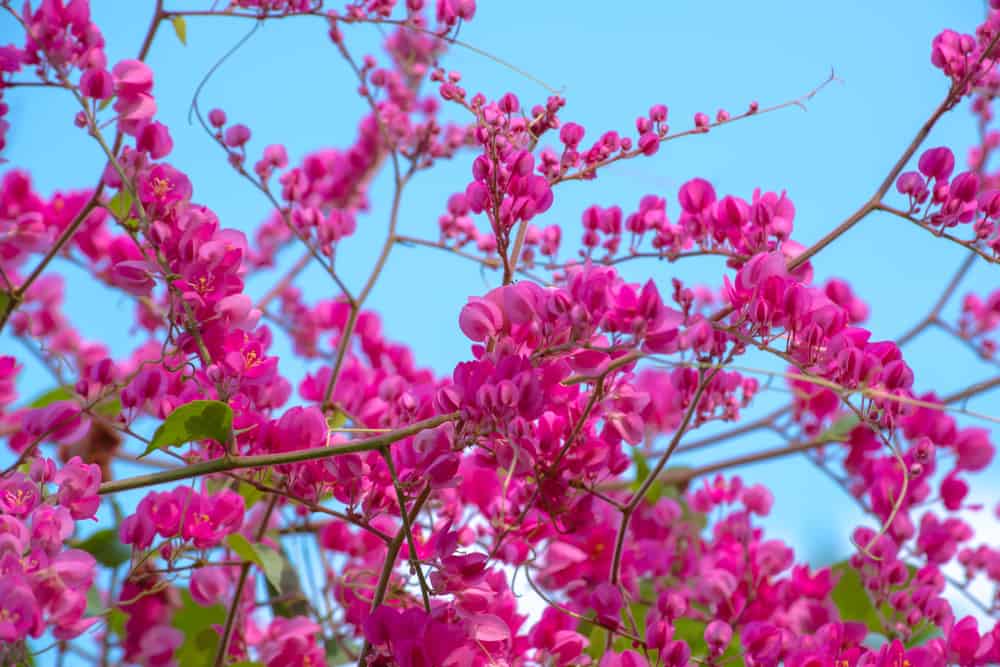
xmin=86 ymin=586 xmax=104 ymax=616
xmin=72 ymin=528 xmax=130 ymax=567
xmin=225 ymin=534 xmax=286 ymax=592
xmin=327 ymin=409 xmax=347 ymax=429
xmin=630 ymin=455 xmax=694 ymax=505
xmin=171 ymin=590 xmax=226 ymax=665
xmin=673 ymin=617 xmax=709 ymax=657
xmin=96 ymin=396 xmax=122 ymax=418
xmin=29 ymin=386 xmax=74 ymax=408
xmin=206 ymin=476 xmax=265 ymax=509
xmin=143 ymin=399 xmax=233 ymax=457
xmin=324 ymin=639 xmax=345 ymax=663
xmin=631 ymin=447 xmax=651 ymax=484
xmin=255 ymin=545 xmax=286 ymax=591
xmin=225 ymin=532 xmax=258 ymax=563
xmin=0 ymin=290 xmax=9 ymax=315
xmin=820 ymin=414 xmax=860 ymax=442
xmin=170 ymin=16 xmax=188 ymax=45
xmin=97 ymin=96 xmax=113 ymax=111
xmin=831 ymin=561 xmax=880 ymax=633
xmin=229 ymin=663 xmax=266 ymax=667
xmin=107 ymin=190 xmax=134 ymax=221
xmin=107 ymin=608 xmax=127 ymax=638
xmin=906 ymin=622 xmax=942 ymax=648
xmin=267 ymin=546 xmax=309 ymax=619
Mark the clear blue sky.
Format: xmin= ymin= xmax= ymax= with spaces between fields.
xmin=3 ymin=0 xmax=998 ymax=661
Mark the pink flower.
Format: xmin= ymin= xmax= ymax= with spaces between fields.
xmin=954 ymin=428 xmax=994 ymax=471
xmin=79 ymin=67 xmax=113 ymax=99
xmin=918 ymin=146 xmax=955 ymax=181
xmin=112 ymin=60 xmax=157 ymax=134
xmin=53 ymin=457 xmax=102 ymax=519
xmin=0 ymin=580 xmax=43 ymax=642
xmin=208 ymin=108 xmax=227 ymax=127
xmin=111 ymin=259 xmax=156 ymax=296
xmin=459 ymin=296 xmax=503 ymax=341
xmin=0 ymin=473 xmax=40 ymax=518
xmin=190 ymin=567 xmax=230 ymax=606
xmin=137 ymin=164 xmax=192 ymax=213
xmin=181 ymin=489 xmax=245 ymax=548
xmin=224 ymin=124 xmax=252 ymax=148
xmin=136 ymin=625 xmax=183 ymax=667
xmin=136 ymin=121 xmax=173 ymax=159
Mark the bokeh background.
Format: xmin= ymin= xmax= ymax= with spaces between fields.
xmin=3 ymin=1 xmax=998 ymax=663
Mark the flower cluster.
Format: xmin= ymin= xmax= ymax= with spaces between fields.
xmin=0 ymin=457 xmax=100 ymax=643
xmin=2 ymin=1 xmax=1000 ymax=666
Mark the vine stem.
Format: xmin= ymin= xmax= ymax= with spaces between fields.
xmin=214 ymin=495 xmax=278 ymax=666
xmin=786 ymin=30 xmax=1000 ymax=274
xmin=897 ymin=252 xmax=977 ymax=346
xmin=357 ymin=483 xmax=433 ymax=666
xmin=98 ymin=412 xmax=458 ymax=495
xmin=874 ymin=204 xmax=998 ymax=265
xmin=381 ymin=448 xmax=433 ymax=611
xmin=0 ymin=194 xmax=101 ymax=334
xmin=608 ymin=368 xmax=719 ymax=590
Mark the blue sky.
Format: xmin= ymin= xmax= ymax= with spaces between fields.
xmin=3 ymin=0 xmax=999 ymax=661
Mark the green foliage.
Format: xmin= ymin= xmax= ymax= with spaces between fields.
xmin=170 ymin=16 xmax=188 ymax=45
xmin=327 ymin=409 xmax=347 ymax=429
xmin=225 ymin=533 xmax=286 ymax=591
xmin=26 ymin=385 xmax=120 ymax=416
xmin=71 ymin=528 xmax=131 ymax=567
xmin=819 ymin=414 xmax=860 ymax=442
xmin=143 ymin=399 xmax=233 ymax=457
xmin=172 ymin=590 xmax=226 ymax=665
xmin=207 ymin=475 xmax=267 ymax=509
xmin=107 ymin=190 xmax=133 ymax=221
xmin=29 ymin=386 xmax=74 ymax=408
xmin=830 ymin=559 xmax=931 ymax=646
xmin=267 ymin=547 xmax=310 ymax=619
xmin=830 ymin=561 xmax=882 ymax=633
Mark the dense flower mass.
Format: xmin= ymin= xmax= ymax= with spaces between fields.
xmin=1 ymin=1 xmax=999 ymax=666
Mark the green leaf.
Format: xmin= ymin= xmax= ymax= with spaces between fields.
xmin=254 ymin=545 xmax=286 ymax=591
xmin=230 ymin=662 xmax=266 ymax=667
xmin=327 ymin=409 xmax=348 ymax=429
xmin=108 ymin=190 xmax=134 ymax=221
xmin=225 ymin=532 xmax=258 ymax=563
xmin=631 ymin=447 xmax=651 ymax=484
xmin=820 ymin=414 xmax=860 ymax=442
xmin=171 ymin=590 xmax=226 ymax=665
xmin=225 ymin=534 xmax=286 ymax=592
xmin=629 ymin=454 xmax=694 ymax=505
xmin=143 ymin=399 xmax=233 ymax=457
xmin=108 ymin=608 xmax=127 ymax=638
xmin=324 ymin=638 xmax=345 ymax=663
xmin=0 ymin=290 xmax=9 ymax=315
xmin=673 ymin=617 xmax=709 ymax=656
xmin=96 ymin=396 xmax=122 ymax=418
xmin=830 ymin=560 xmax=918 ymax=637
xmin=29 ymin=386 xmax=74 ymax=408
xmin=207 ymin=476 xmax=265 ymax=509
xmin=170 ymin=16 xmax=188 ymax=45
xmin=86 ymin=586 xmax=104 ymax=616
xmin=267 ymin=547 xmax=309 ymax=619
xmin=98 ymin=96 xmax=113 ymax=111
xmin=831 ymin=561 xmax=880 ymax=632
xmin=906 ymin=621 xmax=942 ymax=648
xmin=72 ymin=528 xmax=131 ymax=567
